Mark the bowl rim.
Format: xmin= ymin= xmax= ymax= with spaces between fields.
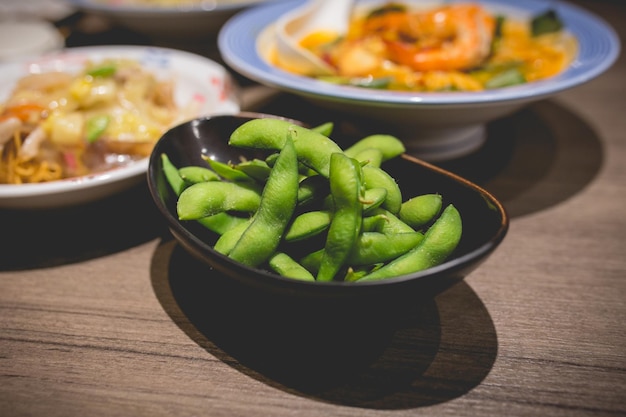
xmin=218 ymin=0 xmax=621 ymax=107
xmin=65 ymin=0 xmax=278 ymax=15
xmin=147 ymin=113 xmax=510 ymax=290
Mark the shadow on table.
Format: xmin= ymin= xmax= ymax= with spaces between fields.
xmin=151 ymin=241 xmax=498 ymax=409
xmin=250 ymin=94 xmax=604 ymax=220
xmin=0 ymin=181 xmax=164 ymax=271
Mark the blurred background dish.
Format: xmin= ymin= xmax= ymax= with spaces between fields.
xmin=65 ymin=0 xmax=280 ymax=41
xmin=0 ymin=45 xmax=240 ymax=209
xmin=218 ymin=0 xmax=620 ymax=161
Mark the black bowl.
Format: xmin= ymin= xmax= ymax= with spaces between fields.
xmin=147 ymin=113 xmax=508 ymax=314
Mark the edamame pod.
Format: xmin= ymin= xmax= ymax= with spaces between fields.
xmin=229 ymin=118 xmax=343 ymax=177
xmin=347 ymin=232 xmax=424 ymax=266
xmin=205 ymin=158 xmax=254 ymax=182
xmin=198 ymin=213 xmax=249 ymax=236
xmin=177 ymin=182 xmax=261 ymax=220
xmin=358 ymin=204 xmax=462 ymax=281
xmin=351 ymin=147 xmax=384 ymax=168
xmin=161 ymin=153 xmax=187 ymax=196
xmin=362 ymin=166 xmax=402 ymax=214
xmin=268 ymin=252 xmax=315 ymax=281
xmin=399 ymin=193 xmax=443 ymax=229
xmin=317 ymin=153 xmax=363 ymax=282
xmin=361 ymin=187 xmax=387 ymax=214
xmin=234 ymin=159 xmax=272 ymax=182
xmin=178 ymin=166 xmax=220 ymax=184
xmin=284 ymin=210 xmax=332 ymax=242
xmin=228 ymin=134 xmax=300 ymax=267
xmin=344 ymin=134 xmax=406 ymax=162
xmin=311 ymin=121 xmax=334 ymax=137
xmin=214 ymin=219 xmax=252 ymax=255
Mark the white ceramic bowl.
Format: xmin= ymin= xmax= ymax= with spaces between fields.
xmin=0 ymin=45 xmax=240 ymax=209
xmin=66 ymin=0 xmax=280 ymax=40
xmin=219 ymin=0 xmax=620 ymax=161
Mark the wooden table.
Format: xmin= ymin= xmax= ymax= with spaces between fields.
xmin=2 ymin=1 xmax=625 ymax=416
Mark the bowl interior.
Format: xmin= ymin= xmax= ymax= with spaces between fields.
xmin=148 ymin=114 xmax=509 ymax=307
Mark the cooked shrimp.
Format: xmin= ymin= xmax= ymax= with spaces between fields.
xmin=372 ymin=3 xmax=496 ymax=72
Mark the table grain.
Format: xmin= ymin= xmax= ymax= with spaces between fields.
xmin=2 ymin=1 xmax=625 ymax=416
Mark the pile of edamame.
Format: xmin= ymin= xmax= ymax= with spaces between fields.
xmin=161 ymin=118 xmax=462 ymax=282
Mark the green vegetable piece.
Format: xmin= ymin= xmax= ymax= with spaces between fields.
xmin=300 ymin=248 xmax=324 ymax=275
xmin=214 ymin=219 xmax=252 ymax=255
xmin=178 ymin=166 xmax=220 ymax=184
xmin=204 ymin=157 xmax=255 ymax=182
xmin=161 ymin=153 xmax=187 ymax=196
xmin=367 ymin=208 xmax=415 ymax=234
xmin=358 ymin=204 xmax=462 ymax=281
xmin=229 ymin=118 xmax=343 ymax=178
xmin=485 ymin=68 xmax=526 ymax=89
xmin=284 ymin=210 xmax=332 ymax=242
xmin=399 ymin=194 xmax=443 ymax=229
xmin=268 ymin=252 xmax=315 ymax=281
xmin=351 ymin=148 xmax=384 ymax=168
xmin=361 ymin=213 xmax=390 ymax=233
xmin=228 ymin=133 xmax=299 ymax=267
xmin=85 ymin=114 xmax=109 ymax=143
xmin=362 ymin=165 xmax=402 ymax=214
xmin=361 ymin=187 xmax=387 ymax=214
xmin=234 ymin=159 xmax=272 ymax=182
xmin=347 ymin=232 xmax=424 ymax=266
xmin=317 ymin=152 xmax=363 ymax=281
xmin=344 ymin=134 xmax=406 ymax=162
xmin=311 ymin=121 xmax=334 ymax=137
xmin=198 ymin=213 xmax=249 ymax=236
xmin=344 ymin=264 xmax=384 ymax=282
xmin=531 ymin=9 xmax=564 ymax=36
xmin=177 ymin=182 xmax=261 ymax=220
xmin=86 ymin=64 xmax=116 ymax=77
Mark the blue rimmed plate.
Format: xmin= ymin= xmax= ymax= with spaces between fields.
xmin=218 ymin=0 xmax=620 ymax=160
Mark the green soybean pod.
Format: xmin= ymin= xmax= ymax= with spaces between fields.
xmin=161 ymin=153 xmax=187 ymax=196
xmin=228 ymin=134 xmax=300 ymax=267
xmin=234 ymin=159 xmax=272 ymax=182
xmin=300 ymin=248 xmax=324 ymax=275
xmin=213 ymin=219 xmax=252 ymax=255
xmin=178 ymin=166 xmax=220 ymax=184
xmin=399 ymin=193 xmax=443 ymax=229
xmin=177 ymin=182 xmax=261 ymax=220
xmin=352 ymin=147 xmax=384 ymax=168
xmin=344 ymin=134 xmax=406 ymax=162
xmin=198 ymin=213 xmax=249 ymax=236
xmin=268 ymin=252 xmax=315 ymax=281
xmin=229 ymin=118 xmax=343 ymax=177
xmin=361 ymin=213 xmax=390 ymax=233
xmin=362 ymin=166 xmax=402 ymax=214
xmin=284 ymin=210 xmax=332 ymax=242
xmin=317 ymin=152 xmax=363 ymax=282
xmin=361 ymin=187 xmax=388 ymax=214
xmin=347 ymin=232 xmax=424 ymax=266
xmin=311 ymin=121 xmax=334 ymax=137
xmin=205 ymin=158 xmax=255 ymax=182
xmin=357 ymin=204 xmax=462 ymax=281
xmin=367 ymin=208 xmax=416 ymax=234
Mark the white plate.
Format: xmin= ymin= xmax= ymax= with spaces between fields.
xmin=66 ymin=0 xmax=280 ymax=40
xmin=219 ymin=0 xmax=620 ymax=160
xmin=0 ymin=45 xmax=240 ymax=209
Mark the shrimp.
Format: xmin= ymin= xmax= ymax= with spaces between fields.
xmin=366 ymin=3 xmax=496 ymax=72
